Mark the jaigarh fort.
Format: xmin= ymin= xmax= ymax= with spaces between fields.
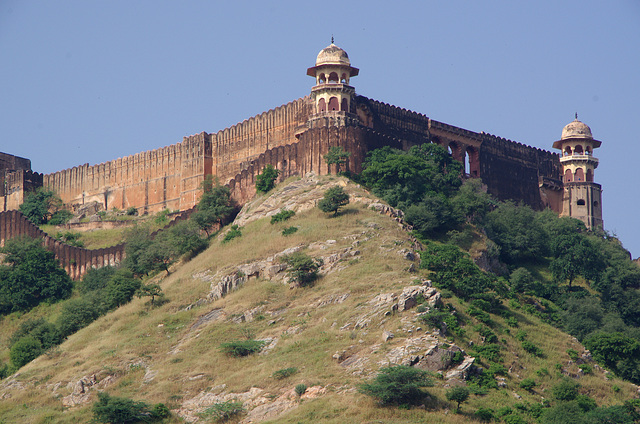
xmin=0 ymin=42 xmax=604 ymax=278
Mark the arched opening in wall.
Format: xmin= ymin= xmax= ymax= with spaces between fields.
xmin=586 ymin=146 xmax=592 ymax=155
xmin=564 ymin=146 xmax=572 ymax=156
xmin=341 ymin=98 xmax=348 ymax=112
xmin=318 ymin=98 xmax=326 ymax=113
xmin=341 ymin=73 xmax=347 ymax=83
xmin=318 ymin=73 xmax=325 ymax=84
xmin=564 ymin=169 xmax=573 ymax=183
xmin=574 ymin=145 xmax=584 ymax=155
xmin=586 ymin=169 xmax=593 ymax=182
xmin=328 ymin=97 xmax=339 ymax=111
xmin=448 ymin=142 xmax=461 ymax=162
xmin=577 ymin=199 xmax=586 ymax=206
xmin=574 ymin=168 xmax=584 ymax=182
xmin=329 ymin=72 xmax=339 ymax=83
xmin=465 ymin=147 xmax=479 ymax=177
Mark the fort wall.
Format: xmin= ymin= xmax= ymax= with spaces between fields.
xmin=0 ymin=210 xmax=125 ymax=280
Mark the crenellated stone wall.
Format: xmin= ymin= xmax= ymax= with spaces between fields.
xmin=0 ymin=210 xmax=124 ymax=280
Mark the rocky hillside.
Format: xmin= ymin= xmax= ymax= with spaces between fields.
xmin=0 ymin=174 xmax=637 ymax=423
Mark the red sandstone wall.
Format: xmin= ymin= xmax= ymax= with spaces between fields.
xmin=0 ymin=210 xmax=125 ymax=280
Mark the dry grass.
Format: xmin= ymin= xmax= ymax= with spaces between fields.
xmin=1 ymin=176 xmax=637 ymax=423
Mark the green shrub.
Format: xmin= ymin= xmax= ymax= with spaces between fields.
xmin=272 ymin=367 xmax=297 ymax=380
xmin=578 ymin=364 xmax=592 ymax=374
xmin=282 ymin=226 xmax=298 ymax=236
xmin=474 ymin=407 xmax=495 ymax=422
xmin=318 ymin=186 xmax=350 ymax=216
xmin=472 ymin=344 xmax=503 ymax=363
xmin=57 ymin=298 xmax=102 ymax=337
xmin=222 ymin=225 xmax=242 ymax=243
xmin=566 ymin=348 xmax=579 ymax=361
xmin=10 ymin=336 xmax=42 ymax=368
xmin=92 ymin=392 xmax=156 ymax=424
xmin=200 ymin=400 xmax=245 ymax=422
xmin=281 ymin=252 xmax=322 ymax=286
xmin=519 ymin=378 xmax=537 ymax=391
xmin=451 ymin=351 xmax=464 ymax=365
xmin=552 ymin=379 xmax=580 ymax=401
xmin=150 ymin=403 xmax=171 ymax=420
xmin=295 ymin=384 xmax=307 ymax=396
xmin=506 ymin=317 xmax=518 ymax=327
xmin=49 ymin=209 xmax=74 ymax=225
xmin=126 ymin=206 xmax=138 ymax=216
xmin=219 ymin=340 xmax=266 ymax=357
xmin=522 ymin=340 xmax=544 ymax=357
xmin=358 ymin=365 xmax=433 ymax=407
xmin=270 ymin=209 xmax=295 ymax=224
xmin=256 ymin=164 xmax=280 ymax=193
xmin=514 ymin=330 xmax=527 ymax=341
xmin=503 ymin=415 xmax=527 ymax=424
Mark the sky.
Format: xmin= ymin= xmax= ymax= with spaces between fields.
xmin=1 ymin=1 xmax=639 ymax=257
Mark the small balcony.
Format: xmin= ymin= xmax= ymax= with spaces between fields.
xmin=559 ymin=154 xmax=599 ymax=165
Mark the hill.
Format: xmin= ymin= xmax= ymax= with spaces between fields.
xmin=0 ymin=174 xmax=638 ymax=423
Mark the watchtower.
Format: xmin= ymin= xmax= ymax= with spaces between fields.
xmin=306 ymin=39 xmax=359 ymax=127
xmin=552 ymin=115 xmax=603 ymax=229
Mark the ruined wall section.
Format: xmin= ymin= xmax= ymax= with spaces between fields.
xmin=0 ymin=210 xmax=124 ymax=280
xmin=211 ymin=97 xmax=312 ymax=184
xmin=2 ymin=170 xmax=43 ymax=211
xmin=479 ymin=133 xmax=562 ymax=210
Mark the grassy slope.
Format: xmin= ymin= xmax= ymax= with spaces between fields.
xmin=0 ymin=177 xmax=636 ymax=423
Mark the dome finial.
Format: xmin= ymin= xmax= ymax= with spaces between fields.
xmin=575 ymin=112 xmax=578 ymax=120
xmin=331 ymin=35 xmax=334 ymax=44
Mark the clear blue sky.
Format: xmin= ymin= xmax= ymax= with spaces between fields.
xmin=1 ymin=1 xmax=639 ymax=257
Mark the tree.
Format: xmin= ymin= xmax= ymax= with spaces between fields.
xmin=191 ymin=176 xmax=234 ymax=235
xmin=255 ymin=164 xmax=280 ymax=193
xmin=19 ymin=188 xmax=63 ymax=225
xmin=550 ymin=232 xmax=603 ymax=287
xmin=446 ymin=386 xmax=470 ymax=412
xmin=123 ymin=225 xmax=154 ymax=276
xmin=324 ymin=146 xmax=351 ymax=173
xmin=359 ymin=365 xmax=434 ymax=407
xmin=318 ymin=186 xmax=350 ymax=216
xmin=135 ymin=283 xmax=164 ymax=306
xmin=10 ymin=335 xmax=43 ymax=368
xmin=104 ymin=269 xmax=141 ymax=309
xmin=92 ymin=392 xmax=153 ymax=424
xmin=282 ymin=252 xmax=323 ymax=286
xmin=0 ymin=237 xmax=72 ymax=314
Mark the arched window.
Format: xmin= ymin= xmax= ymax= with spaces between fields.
xmin=341 ymin=98 xmax=348 ymax=112
xmin=575 ymin=145 xmax=584 ymax=155
xmin=586 ymin=169 xmax=593 ymax=182
xmin=564 ymin=146 xmax=572 ymax=156
xmin=318 ymin=98 xmax=326 ymax=113
xmin=585 ymin=146 xmax=592 ymax=155
xmin=341 ymin=73 xmax=347 ymax=83
xmin=574 ymin=168 xmax=584 ymax=181
xmin=328 ymin=97 xmax=339 ymax=111
xmin=318 ymin=73 xmax=325 ymax=84
xmin=329 ymin=72 xmax=339 ymax=83
xmin=577 ymin=199 xmax=586 ymax=206
xmin=564 ymin=169 xmax=573 ymax=183
xmin=466 ymin=147 xmax=479 ymax=177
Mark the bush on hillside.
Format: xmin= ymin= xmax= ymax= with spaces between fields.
xmin=199 ymin=400 xmax=245 ymax=422
xmin=255 ymin=164 xmax=280 ymax=193
xmin=270 ymin=209 xmax=295 ymax=224
xmin=219 ymin=340 xmax=266 ymax=357
xmin=281 ymin=252 xmax=323 ymax=287
xmin=92 ymin=392 xmax=168 ymax=423
xmin=318 ymin=186 xmax=350 ymax=216
xmin=359 ymin=365 xmax=434 ymax=407
xmin=10 ymin=335 xmax=43 ymax=368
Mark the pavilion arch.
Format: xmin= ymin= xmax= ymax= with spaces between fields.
xmin=448 ymin=142 xmax=463 ymax=162
xmin=574 ymin=145 xmax=584 ymax=155
xmin=329 ymin=72 xmax=339 ymax=83
xmin=465 ymin=146 xmax=480 ymax=177
xmin=586 ymin=169 xmax=593 ymax=182
xmin=564 ymin=146 xmax=572 ymax=156
xmin=341 ymin=73 xmax=347 ymax=83
xmin=318 ymin=98 xmax=326 ymax=113
xmin=574 ymin=168 xmax=584 ymax=182
xmin=564 ymin=169 xmax=573 ymax=183
xmin=318 ymin=73 xmax=326 ymax=84
xmin=341 ymin=98 xmax=348 ymax=112
xmin=585 ymin=146 xmax=592 ymax=155
xmin=328 ymin=97 xmax=339 ymax=111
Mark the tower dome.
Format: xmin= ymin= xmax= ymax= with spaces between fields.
xmin=561 ymin=117 xmax=593 ymax=140
xmin=315 ymin=43 xmax=351 ymax=67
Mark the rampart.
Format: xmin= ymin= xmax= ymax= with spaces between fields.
xmin=0 ymin=210 xmax=124 ymax=280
